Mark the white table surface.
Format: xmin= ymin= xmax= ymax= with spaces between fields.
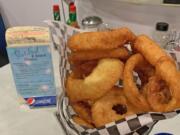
xmin=0 ymin=48 xmax=180 ymax=135
xmin=0 ymin=48 xmax=66 ymax=135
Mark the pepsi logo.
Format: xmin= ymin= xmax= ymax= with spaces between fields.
xmin=27 ymin=97 xmax=35 ymax=105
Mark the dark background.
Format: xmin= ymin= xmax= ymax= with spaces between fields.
xmin=164 ymin=0 xmax=180 ymax=4
xmin=0 ymin=14 xmax=9 ymax=67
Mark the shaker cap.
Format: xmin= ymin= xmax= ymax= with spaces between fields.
xmin=53 ymin=5 xmax=60 ymax=11
xmin=82 ymin=16 xmax=103 ymax=28
xmin=70 ymin=4 xmax=76 ymax=12
xmin=156 ymin=22 xmax=169 ymax=31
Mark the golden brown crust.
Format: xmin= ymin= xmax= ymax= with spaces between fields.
xmin=154 ymin=57 xmax=180 ymax=111
xmin=133 ymin=35 xmax=172 ymax=65
xmin=72 ymin=116 xmax=94 ymax=128
xmin=71 ymin=102 xmax=93 ymax=123
xmin=68 ymin=27 xmax=136 ymax=51
xmin=143 ymin=75 xmax=173 ymax=112
xmin=71 ymin=60 xmax=98 ymax=79
xmin=133 ymin=35 xmax=180 ymax=112
xmin=65 ymin=28 xmax=180 ymax=129
xmin=68 ymin=47 xmax=130 ymax=62
xmin=66 ymin=58 xmax=124 ymax=102
xmin=123 ymin=54 xmax=152 ymax=111
xmin=91 ymin=87 xmax=141 ymax=127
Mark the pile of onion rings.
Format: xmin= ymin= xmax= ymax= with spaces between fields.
xmin=65 ymin=28 xmax=180 ymax=128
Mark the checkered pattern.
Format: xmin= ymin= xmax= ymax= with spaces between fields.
xmin=46 ymin=20 xmax=180 ymax=135
xmin=46 ymin=20 xmax=83 ymax=91
xmin=57 ymin=93 xmax=180 ymax=135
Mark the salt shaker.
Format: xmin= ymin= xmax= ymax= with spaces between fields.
xmin=81 ymin=16 xmax=108 ymax=32
xmin=153 ymin=22 xmax=169 ymax=48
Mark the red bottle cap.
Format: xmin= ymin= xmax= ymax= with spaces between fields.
xmin=69 ymin=2 xmax=74 ymax=6
xmin=70 ymin=4 xmax=76 ymax=12
xmin=53 ymin=5 xmax=60 ymax=11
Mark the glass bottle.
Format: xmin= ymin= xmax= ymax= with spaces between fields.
xmin=67 ymin=3 xmax=79 ymax=28
xmin=53 ymin=5 xmax=61 ymax=21
xmin=153 ymin=22 xmax=169 ymax=48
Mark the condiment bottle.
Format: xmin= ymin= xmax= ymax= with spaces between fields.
xmin=53 ymin=5 xmax=61 ymax=21
xmin=81 ymin=16 xmax=103 ymax=32
xmin=67 ymin=3 xmax=79 ymax=28
xmin=153 ymin=22 xmax=169 ymax=48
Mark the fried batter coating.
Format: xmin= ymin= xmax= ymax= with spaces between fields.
xmin=69 ymin=47 xmax=130 ymax=62
xmin=134 ymin=35 xmax=172 ymax=65
xmin=66 ymin=58 xmax=124 ymax=102
xmin=71 ymin=101 xmax=93 ymax=124
xmin=72 ymin=116 xmax=94 ymax=128
xmin=143 ymin=76 xmax=172 ymax=112
xmin=135 ymin=59 xmax=155 ymax=87
xmin=72 ymin=60 xmax=98 ymax=79
xmin=154 ymin=57 xmax=180 ymax=111
xmin=91 ymin=87 xmax=140 ymax=127
xmin=123 ymin=54 xmax=152 ymax=111
xmin=68 ymin=27 xmax=136 ymax=51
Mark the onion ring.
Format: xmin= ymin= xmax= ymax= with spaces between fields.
xmin=123 ymin=54 xmax=152 ymax=111
xmin=68 ymin=27 xmax=136 ymax=51
xmin=143 ymin=76 xmax=172 ymax=112
xmin=72 ymin=60 xmax=98 ymax=79
xmin=135 ymin=60 xmax=155 ymax=87
xmin=143 ymin=56 xmax=180 ymax=112
xmin=68 ymin=47 xmax=130 ymax=63
xmin=155 ymin=57 xmax=180 ymax=111
xmin=71 ymin=101 xmax=93 ymax=123
xmin=66 ymin=58 xmax=124 ymax=102
xmin=133 ymin=35 xmax=172 ymax=65
xmin=91 ymin=87 xmax=140 ymax=127
xmin=132 ymin=35 xmax=180 ymax=111
xmin=72 ymin=116 xmax=94 ymax=128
